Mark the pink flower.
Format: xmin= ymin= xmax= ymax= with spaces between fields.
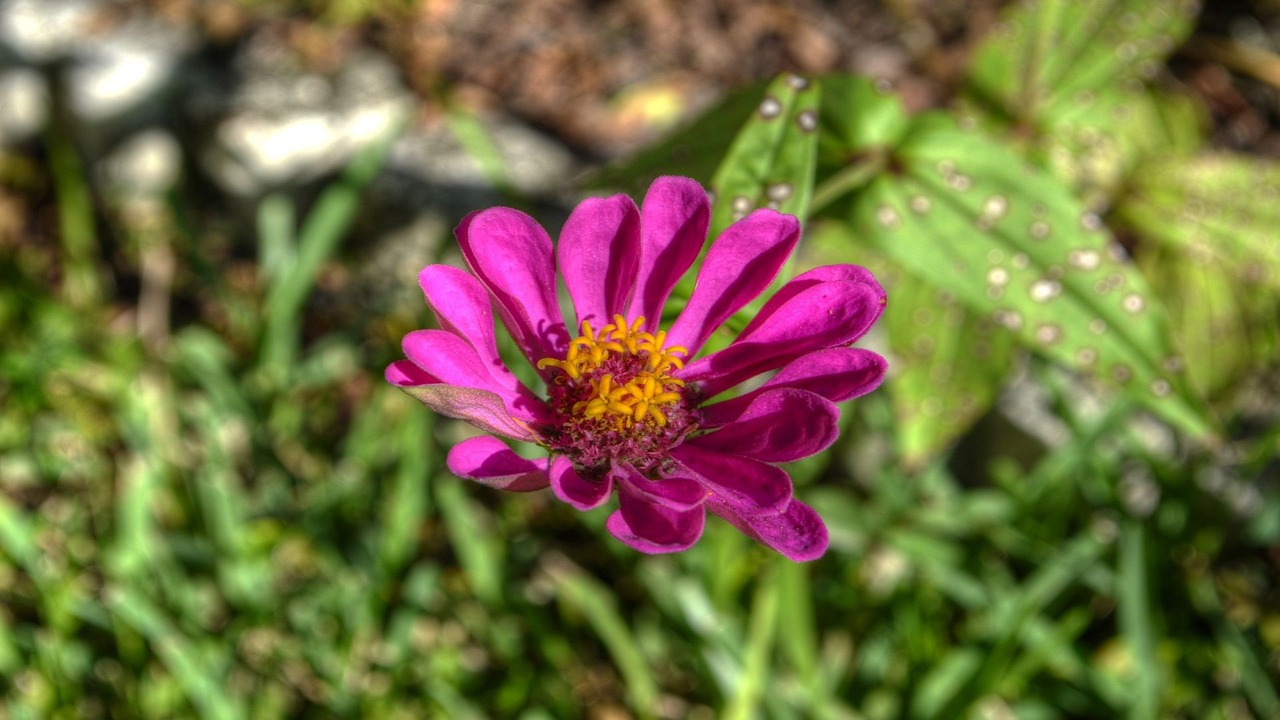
xmin=386 ymin=176 xmax=886 ymax=561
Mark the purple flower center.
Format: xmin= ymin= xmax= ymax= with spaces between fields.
xmin=537 ymin=315 xmax=698 ymax=477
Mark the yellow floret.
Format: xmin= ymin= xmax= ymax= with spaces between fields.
xmin=539 ymin=316 xmax=686 ymax=427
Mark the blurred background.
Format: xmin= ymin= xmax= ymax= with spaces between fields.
xmin=1 ymin=0 xmax=1279 ymax=718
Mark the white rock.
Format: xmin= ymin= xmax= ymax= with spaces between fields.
xmin=0 ymin=68 xmax=48 ymax=142
xmin=67 ymin=16 xmax=196 ymax=122
xmin=385 ymin=116 xmax=577 ymax=195
xmin=205 ymin=96 xmax=411 ymax=195
xmin=0 ymin=0 xmax=100 ymax=62
xmin=101 ymin=128 xmax=181 ymax=197
xmin=195 ymin=42 xmax=414 ymax=196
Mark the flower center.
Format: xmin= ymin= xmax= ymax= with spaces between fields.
xmin=537 ymin=315 xmax=696 ymax=476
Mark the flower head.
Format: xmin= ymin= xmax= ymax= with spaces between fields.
xmin=387 ymin=177 xmax=886 ymax=561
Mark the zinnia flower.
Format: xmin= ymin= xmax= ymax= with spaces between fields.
xmin=386 ymin=176 xmax=886 ymax=561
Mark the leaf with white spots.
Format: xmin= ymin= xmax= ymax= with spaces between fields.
xmin=962 ymin=0 xmax=1202 ymax=204
xmin=967 ymin=0 xmax=1199 ymax=121
xmin=880 ymin=264 xmax=1015 ymax=467
xmin=708 ymin=73 xmax=821 ymax=237
xmin=1116 ymin=152 xmax=1280 ymax=402
xmin=842 ymin=114 xmax=1213 ymax=438
xmin=816 ymin=74 xmax=909 ymax=164
xmin=1028 ymin=88 xmax=1204 ymax=209
xmin=1136 ymin=244 xmax=1279 ymax=403
xmin=1116 ymin=154 xmax=1280 ymax=295
xmin=670 ymin=73 xmax=820 ymax=348
xmin=810 ymin=221 xmax=1013 ymax=465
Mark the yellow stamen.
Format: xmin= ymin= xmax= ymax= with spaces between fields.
xmin=538 ymin=316 xmax=686 ymax=426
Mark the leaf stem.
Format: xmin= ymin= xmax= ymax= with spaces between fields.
xmin=809 ymin=150 xmax=887 ymax=216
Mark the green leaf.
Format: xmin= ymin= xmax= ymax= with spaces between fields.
xmin=881 ymin=263 xmax=1015 ymax=467
xmin=709 ymin=72 xmax=821 ymax=236
xmin=963 ymin=0 xmax=1203 ymax=204
xmin=1112 ymin=88 xmax=1205 ymax=163
xmin=1117 ymin=521 xmax=1160 ymax=720
xmin=0 ymin=493 xmax=40 ymax=573
xmin=1118 ymin=153 xmax=1280 ymax=293
xmin=1187 ymin=574 xmax=1280 ymax=718
xmin=775 ymin=560 xmax=819 ymax=680
xmin=105 ymin=586 xmax=243 ymax=720
xmin=817 ymin=74 xmax=909 ymax=160
xmin=1117 ymin=153 xmax=1280 ymax=399
xmin=260 ymin=121 xmax=401 ymax=374
xmin=444 ymin=100 xmax=518 ymax=200
xmin=811 ymin=74 xmax=906 ymax=215
xmin=912 ymin=648 xmax=983 ymax=720
xmin=845 ymin=114 xmax=1213 ymax=438
xmin=967 ymin=0 xmax=1199 ymax=126
xmin=675 ymin=73 xmax=822 ymax=346
xmin=379 ymin=405 xmax=433 ymax=574
xmin=930 ymin=531 xmax=1111 ymax=718
xmin=547 ymin=557 xmax=659 ymax=719
xmin=1134 ymin=244 xmax=1277 ymax=402
xmin=45 ymin=118 xmax=102 ymax=310
xmin=435 ymin=480 xmax=505 ymax=606
xmin=1030 ymin=88 xmax=1205 ymax=208
xmin=723 ymin=566 xmax=780 ymax=720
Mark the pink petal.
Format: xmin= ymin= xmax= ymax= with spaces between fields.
xmin=456 ymin=208 xmax=568 ymax=366
xmin=613 ymin=462 xmax=707 ymax=512
xmin=402 ymin=329 xmax=546 ymax=423
xmin=401 ymin=384 xmax=537 ymax=442
xmin=667 ymin=209 xmax=800 ymax=355
xmin=418 ymin=265 xmax=513 ymax=388
xmin=385 ymin=359 xmax=437 ymax=387
xmin=447 ymin=436 xmax=549 ymax=492
xmin=550 ymin=455 xmax=612 ymax=510
xmin=403 ymin=329 xmax=497 ymax=389
xmin=710 ymin=497 xmax=829 ymax=562
xmin=558 ymin=194 xmax=642 ymax=329
xmin=741 ymin=264 xmax=885 ymax=339
xmin=671 ymin=444 xmax=791 ymax=517
xmin=699 ymin=347 xmax=888 ymax=427
xmin=689 ymin=388 xmax=839 ymax=463
xmin=630 ymin=177 xmax=710 ymax=329
xmin=681 ymin=279 xmax=884 ymax=399
xmin=606 ymin=484 xmax=706 ymax=554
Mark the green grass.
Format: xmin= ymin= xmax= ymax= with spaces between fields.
xmin=2 ymin=70 xmax=1279 ymax=720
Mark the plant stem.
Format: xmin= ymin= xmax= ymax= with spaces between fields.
xmin=808 ymin=150 xmax=887 ymax=216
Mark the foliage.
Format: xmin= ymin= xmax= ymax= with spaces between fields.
xmin=2 ymin=0 xmax=1278 ymax=718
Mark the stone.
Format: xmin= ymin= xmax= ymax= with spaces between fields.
xmin=0 ymin=67 xmax=47 ymax=143
xmin=191 ymin=32 xmax=414 ymax=196
xmin=100 ymin=128 xmax=181 ymax=198
xmin=0 ymin=0 xmax=102 ymax=63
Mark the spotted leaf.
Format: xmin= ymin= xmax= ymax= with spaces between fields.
xmin=1136 ymin=245 xmax=1278 ymax=403
xmin=817 ymin=74 xmax=909 ymax=165
xmin=962 ymin=0 xmax=1201 ymax=202
xmin=1117 ymin=154 xmax=1280 ymax=295
xmin=967 ymin=0 xmax=1199 ymax=122
xmin=709 ymin=73 xmax=821 ymax=237
xmin=679 ymin=73 xmax=820 ymax=345
xmin=844 ymin=113 xmax=1213 ymax=438
xmin=1117 ymin=153 xmax=1280 ymax=400
xmin=880 ymin=263 xmax=1015 ymax=467
xmin=1030 ymin=88 xmax=1203 ymax=209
